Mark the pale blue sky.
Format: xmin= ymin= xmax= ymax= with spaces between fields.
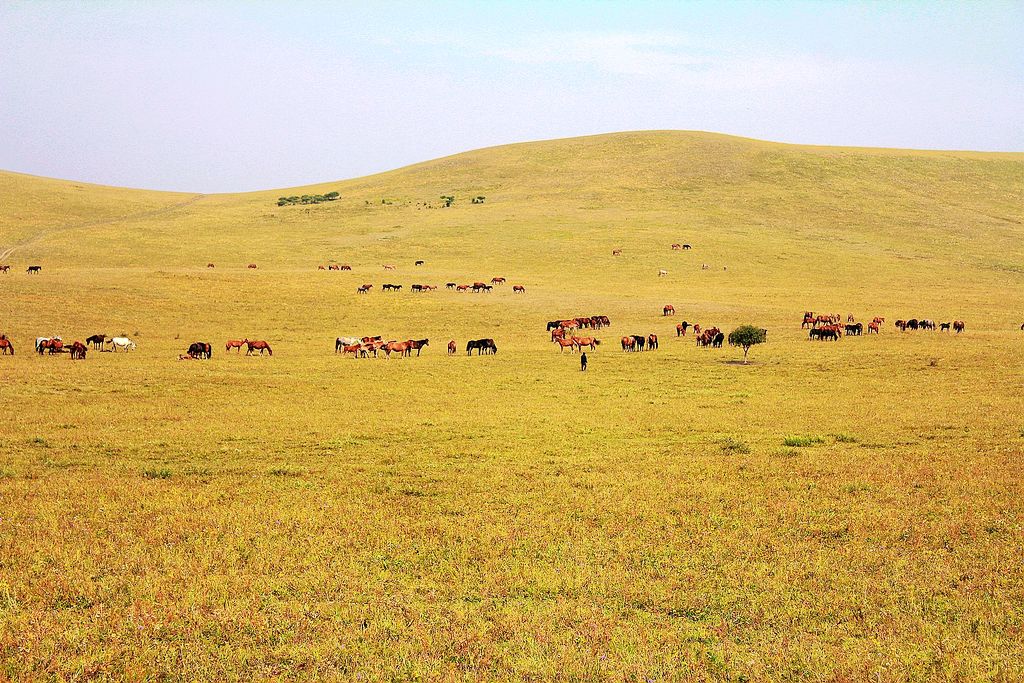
xmin=1 ymin=1 xmax=1021 ymax=192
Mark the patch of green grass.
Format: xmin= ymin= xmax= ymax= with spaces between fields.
xmin=142 ymin=468 xmax=172 ymax=480
xmin=268 ymin=467 xmax=301 ymax=477
xmin=720 ymin=437 xmax=751 ymax=454
xmin=783 ymin=435 xmax=825 ymax=447
xmin=833 ymin=433 xmax=859 ymax=443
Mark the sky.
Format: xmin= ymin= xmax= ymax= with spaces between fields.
xmin=1 ymin=1 xmax=1021 ymax=192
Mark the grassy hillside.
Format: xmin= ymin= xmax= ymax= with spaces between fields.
xmin=1 ymin=132 xmax=1023 ymax=680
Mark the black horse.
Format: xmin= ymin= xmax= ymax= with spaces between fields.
xmin=27 ymin=265 xmax=41 ymax=274
xmin=85 ymin=334 xmax=107 ymax=349
xmin=466 ymin=338 xmax=497 ymax=355
xmin=188 ymin=342 xmax=212 ymax=359
xmin=631 ymin=335 xmax=646 ymax=352
xmin=712 ymin=332 xmax=725 ymax=348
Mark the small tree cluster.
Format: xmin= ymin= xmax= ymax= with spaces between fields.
xmin=471 ymin=196 xmax=486 ymax=204
xmin=277 ymin=191 xmax=340 ymax=206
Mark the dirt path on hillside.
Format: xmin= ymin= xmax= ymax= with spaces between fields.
xmin=0 ymin=193 xmax=206 ymax=261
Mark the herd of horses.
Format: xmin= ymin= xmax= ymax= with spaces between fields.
xmin=0 ymin=265 xmax=42 ymax=274
xmin=335 ymin=336 xmax=428 ymax=358
xmin=802 ymin=312 xmax=966 ymax=340
xmin=25 ymin=334 xmax=137 ymax=358
xmin=359 ymin=278 xmax=518 ymax=294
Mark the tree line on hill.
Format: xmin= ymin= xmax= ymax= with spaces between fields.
xmin=277 ymin=191 xmax=340 ymax=206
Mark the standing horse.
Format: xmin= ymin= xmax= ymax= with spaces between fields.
xmin=68 ymin=341 xmax=87 ymax=360
xmin=0 ymin=265 xmax=10 ymax=273
xmin=247 ymin=263 xmax=257 ymax=269
xmin=245 ymin=340 xmax=272 ymax=356
xmin=0 ymin=335 xmax=13 ymax=355
xmin=648 ymin=333 xmax=659 ymax=350
xmin=663 ymin=305 xmax=675 ymax=316
xmin=658 ymin=269 xmax=667 ymax=277
xmin=676 ymin=321 xmax=690 ymax=337
xmin=226 ymin=339 xmax=246 ymax=353
xmin=85 ymin=334 xmax=107 ymax=349
xmin=27 ymin=265 xmax=42 ymax=274
xmin=953 ymin=320 xmax=965 ymax=333
xmin=410 ymin=339 xmax=429 ymax=356
xmin=621 ymin=336 xmax=635 ymax=352
xmin=448 ymin=340 xmax=456 ymax=355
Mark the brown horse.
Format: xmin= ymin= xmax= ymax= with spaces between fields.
xmin=554 ymin=338 xmax=577 ymax=352
xmin=648 ymin=333 xmax=658 ymax=350
xmin=410 ymin=339 xmax=429 ymax=356
xmin=676 ymin=321 xmax=689 ymax=337
xmin=671 ymin=243 xmax=681 ymax=250
xmin=357 ymin=284 xmax=372 ymax=293
xmin=207 ymin=263 xmax=215 ymax=268
xmin=612 ymin=249 xmax=622 ymax=256
xmin=572 ymin=336 xmax=600 ymax=351
xmin=621 ymin=336 xmax=635 ymax=352
xmin=38 ymin=339 xmax=63 ymax=354
xmin=0 ymin=335 xmax=13 ymax=355
xmin=491 ymin=277 xmax=505 ymax=285
xmin=663 ymin=305 xmax=675 ymax=316
xmin=68 ymin=341 xmax=87 ymax=360
xmin=340 ymin=265 xmax=352 ymax=271
xmin=385 ymin=340 xmax=413 ymax=358
xmin=448 ymin=340 xmax=456 ymax=355
xmin=0 ymin=265 xmax=10 ymax=273
xmin=513 ymin=285 xmax=525 ymax=293
xmin=456 ymin=284 xmax=470 ymax=292
xmin=245 ymin=340 xmax=272 ymax=356
xmin=867 ymin=322 xmax=880 ymax=334
xmin=318 ymin=265 xmax=326 ymax=270
xmin=247 ymin=263 xmax=257 ymax=269
xmin=328 ymin=264 xmax=341 ymax=271
xmin=953 ymin=320 xmax=965 ymax=333
xmin=226 ymin=339 xmax=246 ymax=353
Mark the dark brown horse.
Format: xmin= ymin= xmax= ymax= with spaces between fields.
xmin=68 ymin=341 xmax=87 ymax=360
xmin=245 ymin=340 xmax=272 ymax=356
xmin=513 ymin=285 xmax=525 ymax=293
xmin=447 ymin=340 xmax=456 ymax=355
xmin=27 ymin=265 xmax=41 ymax=274
xmin=207 ymin=263 xmax=215 ymax=268
xmin=86 ymin=334 xmax=107 ymax=349
xmin=247 ymin=263 xmax=257 ymax=269
xmin=340 ymin=265 xmax=352 ymax=271
xmin=953 ymin=320 xmax=965 ymax=333
xmin=0 ymin=265 xmax=10 ymax=273
xmin=663 ymin=305 xmax=674 ymax=316
xmin=410 ymin=339 xmax=429 ymax=356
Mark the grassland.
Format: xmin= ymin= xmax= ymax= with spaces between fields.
xmin=1 ymin=131 xmax=1023 ymax=680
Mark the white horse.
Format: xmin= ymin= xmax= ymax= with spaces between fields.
xmin=35 ymin=336 xmax=61 ymax=352
xmin=109 ymin=337 xmax=137 ymax=352
xmin=658 ymin=269 xmax=668 ymax=277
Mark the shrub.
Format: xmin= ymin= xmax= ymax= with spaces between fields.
xmin=783 ymin=435 xmax=824 ymax=447
xmin=143 ymin=468 xmax=172 ymax=479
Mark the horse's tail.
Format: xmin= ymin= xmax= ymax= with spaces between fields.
xmin=267 ymin=345 xmax=272 ymax=356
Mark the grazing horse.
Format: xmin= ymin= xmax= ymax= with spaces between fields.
xmin=448 ymin=340 xmax=456 ymax=355
xmin=809 ymin=328 xmax=838 ymax=341
xmin=906 ymin=319 xmax=919 ymax=330
xmin=188 ymin=342 xmax=212 ymax=359
xmin=0 ymin=335 xmax=13 ymax=355
xmin=513 ymin=285 xmax=525 ymax=293
xmin=612 ymin=249 xmax=622 ymax=256
xmin=456 ymin=284 xmax=469 ymax=292
xmin=446 ymin=282 xmax=457 ymax=289
xmin=658 ymin=269 xmax=668 ymax=277
xmin=27 ymin=265 xmax=42 ymax=274
xmin=671 ymin=243 xmax=681 ymax=250
xmin=207 ymin=263 xmax=215 ymax=268
xmin=414 ymin=260 xmax=424 ymax=266
xmin=357 ymin=284 xmax=372 ymax=293
xmin=85 ymin=334 xmax=107 ymax=349
xmin=382 ymin=264 xmax=396 ymax=271
xmin=867 ymin=322 xmax=880 ymax=334
xmin=920 ymin=319 xmax=936 ymax=331
xmin=491 ymin=277 xmax=505 ymax=285
xmin=245 ymin=340 xmax=272 ymax=356
xmin=953 ymin=320 xmax=965 ymax=333
xmin=109 ymin=337 xmax=137 ymax=352
xmin=663 ymin=305 xmax=675 ymax=316
xmin=318 ymin=265 xmax=326 ymax=270
xmin=340 ymin=265 xmax=352 ymax=271
xmin=620 ymin=336 xmax=635 ymax=352
xmin=683 ymin=244 xmax=691 ymax=250
xmin=68 ymin=341 xmax=87 ymax=360
xmin=38 ymin=338 xmax=64 ymax=354
xmin=247 ymin=263 xmax=257 ymax=269
xmin=895 ymin=320 xmax=907 ymax=331
xmin=676 ymin=321 xmax=690 ymax=337
xmin=382 ymin=283 xmax=400 ymax=291
xmin=410 ymin=339 xmax=429 ymax=356
xmin=0 ymin=265 xmax=10 ymax=273
xmin=466 ymin=339 xmax=497 ymax=355
xmin=940 ymin=322 xmax=951 ymax=331
xmin=554 ymin=338 xmax=577 ymax=353
xmin=648 ymin=333 xmax=659 ymax=350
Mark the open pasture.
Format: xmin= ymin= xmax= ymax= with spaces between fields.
xmin=1 ymin=132 xmax=1023 ymax=680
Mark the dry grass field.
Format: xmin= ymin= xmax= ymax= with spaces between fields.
xmin=1 ymin=132 xmax=1022 ymax=680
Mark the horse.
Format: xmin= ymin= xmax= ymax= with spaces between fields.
xmin=873 ymin=317 xmax=885 ymax=324
xmin=940 ymin=322 xmax=951 ymax=331
xmin=446 ymin=282 xmax=457 ymax=289
xmin=847 ymin=314 xmax=856 ymax=323
xmin=663 ymin=305 xmax=675 ymax=316
xmin=448 ymin=340 xmax=456 ymax=355
xmin=207 ymin=263 xmax=215 ymax=268
xmin=410 ymin=339 xmax=429 ymax=356
xmin=809 ymin=328 xmax=838 ymax=341
xmin=551 ymin=328 xmax=566 ymax=342
xmin=895 ymin=320 xmax=907 ymax=331
xmin=226 ymin=339 xmax=246 ymax=353
xmin=658 ymin=269 xmax=667 ymax=277
xmin=712 ymin=332 xmax=724 ymax=348
xmin=328 ymin=264 xmax=340 ymax=271
xmin=620 ymin=336 xmax=635 ymax=352
xmin=382 ymin=264 xmax=396 ymax=271
xmin=845 ymin=322 xmax=863 ymax=336
xmin=247 ymin=263 xmax=257 ymax=269
xmin=85 ymin=334 xmax=107 ymax=349
xmin=906 ymin=319 xmax=919 ymax=330
xmin=0 ymin=265 xmax=10 ymax=273
xmin=676 ymin=321 xmax=690 ymax=337
xmin=68 ymin=341 xmax=87 ymax=360
xmin=0 ymin=336 xmax=13 ymax=355
xmin=513 ymin=285 xmax=525 ymax=293
xmin=357 ymin=284 xmax=372 ymax=293
xmin=456 ymin=284 xmax=469 ymax=292
xmin=554 ymin=338 xmax=577 ymax=353
xmin=245 ymin=340 xmax=272 ymax=356
xmin=411 ymin=284 xmax=422 ymax=292
xmin=867 ymin=322 xmax=880 ymax=334
xmin=318 ymin=265 xmax=326 ymax=270
xmin=340 ymin=265 xmax=352 ymax=271
xmin=632 ymin=335 xmax=646 ymax=352
xmin=572 ymin=336 xmax=600 ymax=351
xmin=109 ymin=337 xmax=137 ymax=352
xmin=37 ymin=338 xmax=64 ymax=354
xmin=682 ymin=244 xmax=691 ymax=250
xmin=188 ymin=342 xmax=212 ymax=359
xmin=648 ymin=334 xmax=659 ymax=350
xmin=491 ymin=277 xmax=505 ymax=285
xmin=336 ymin=337 xmax=360 ymax=352
xmin=385 ymin=340 xmax=413 ymax=358
xmin=382 ymin=283 xmax=399 ymax=291
xmin=415 ymin=260 xmax=424 ymax=266
xmin=340 ymin=343 xmax=362 ymax=357
xmin=953 ymin=320 xmax=965 ymax=333
xmin=466 ymin=339 xmax=496 ymax=355
xmin=612 ymin=249 xmax=622 ymax=256
xmin=27 ymin=265 xmax=41 ymax=274
xmin=920 ymin=319 xmax=936 ymax=331
xmin=671 ymin=243 xmax=681 ymax=250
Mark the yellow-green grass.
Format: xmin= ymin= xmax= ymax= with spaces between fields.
xmin=0 ymin=132 xmax=1023 ymax=680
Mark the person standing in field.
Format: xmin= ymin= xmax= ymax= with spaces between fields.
xmin=581 ymin=352 xmax=588 ymax=371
